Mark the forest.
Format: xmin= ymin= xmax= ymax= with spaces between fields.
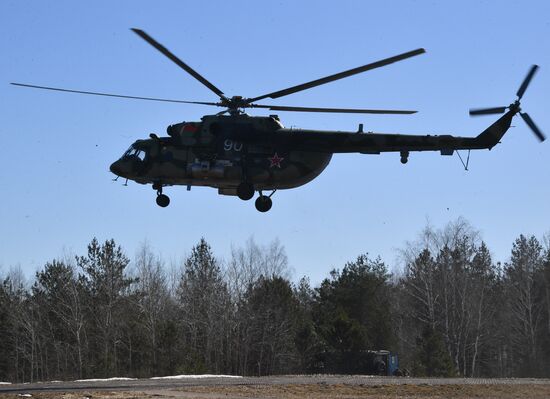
xmin=1 ymin=218 xmax=550 ymax=382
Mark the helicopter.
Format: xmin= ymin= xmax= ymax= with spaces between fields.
xmin=11 ymin=29 xmax=545 ymax=212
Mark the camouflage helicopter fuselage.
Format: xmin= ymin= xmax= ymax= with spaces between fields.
xmin=110 ymin=114 xmax=333 ymax=196
xmin=110 ymin=109 xmax=516 ymax=211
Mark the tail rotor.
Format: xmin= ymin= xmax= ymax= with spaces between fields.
xmin=469 ymin=65 xmax=545 ymax=142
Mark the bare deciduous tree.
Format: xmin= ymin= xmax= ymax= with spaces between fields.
xmin=133 ymin=242 xmax=170 ymax=373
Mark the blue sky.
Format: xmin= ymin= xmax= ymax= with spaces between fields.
xmin=2 ymin=0 xmax=550 ymax=283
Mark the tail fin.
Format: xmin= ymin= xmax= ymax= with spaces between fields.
xmin=474 ymin=110 xmax=515 ymax=149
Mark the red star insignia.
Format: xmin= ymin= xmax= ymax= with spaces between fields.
xmin=268 ymin=152 xmax=284 ymax=168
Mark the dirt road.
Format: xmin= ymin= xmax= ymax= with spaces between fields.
xmin=2 ymin=375 xmax=550 ymax=398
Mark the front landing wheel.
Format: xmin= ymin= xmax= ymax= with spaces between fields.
xmin=156 ymin=194 xmax=170 ymax=207
xmin=255 ymin=196 xmax=272 ymax=213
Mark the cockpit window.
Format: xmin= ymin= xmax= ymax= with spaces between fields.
xmin=123 ymin=146 xmax=146 ymax=161
xmin=135 ymin=150 xmax=146 ymax=161
xmin=123 ymin=146 xmax=133 ymax=157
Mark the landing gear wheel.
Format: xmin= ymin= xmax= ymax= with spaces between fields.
xmin=255 ymin=196 xmax=272 ymax=213
xmin=237 ymin=182 xmax=255 ymax=201
xmin=156 ymin=194 xmax=170 ymax=208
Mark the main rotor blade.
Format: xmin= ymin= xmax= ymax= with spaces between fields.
xmin=131 ymin=28 xmax=226 ymax=99
xmin=520 ymin=112 xmax=546 ymax=142
xmin=247 ymin=48 xmax=425 ymax=103
xmin=251 ymin=103 xmax=417 ymax=114
xmin=517 ymin=64 xmax=539 ymax=100
xmin=10 ymin=83 xmax=220 ymax=106
xmin=469 ymin=106 xmax=507 ymax=116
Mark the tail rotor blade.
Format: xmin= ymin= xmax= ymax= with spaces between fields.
xmin=469 ymin=106 xmax=507 ymax=116
xmin=520 ymin=112 xmax=546 ymax=142
xmin=517 ymin=65 xmax=539 ymax=100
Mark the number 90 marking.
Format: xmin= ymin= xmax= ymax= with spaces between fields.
xmin=224 ymin=139 xmax=243 ymax=152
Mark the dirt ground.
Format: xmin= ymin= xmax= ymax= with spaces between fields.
xmin=3 ymin=383 xmax=550 ymax=399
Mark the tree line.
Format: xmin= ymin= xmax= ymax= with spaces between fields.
xmin=1 ymin=218 xmax=550 ymax=381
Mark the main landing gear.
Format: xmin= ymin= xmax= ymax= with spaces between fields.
xmin=153 ymin=182 xmax=170 ymax=208
xmin=237 ymin=182 xmax=276 ymax=212
xmin=237 ymin=182 xmax=255 ymax=201
xmin=255 ymin=193 xmax=273 ymax=213
xmin=153 ymin=181 xmax=275 ymax=212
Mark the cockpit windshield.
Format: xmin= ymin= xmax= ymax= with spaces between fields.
xmin=123 ymin=146 xmax=146 ymax=161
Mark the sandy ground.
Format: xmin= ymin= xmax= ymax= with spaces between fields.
xmin=3 ymin=376 xmax=550 ymax=398
xmin=3 ymin=382 xmax=550 ymax=399
xmin=170 ymin=383 xmax=550 ymax=398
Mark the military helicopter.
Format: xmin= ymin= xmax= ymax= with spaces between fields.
xmin=11 ymin=29 xmax=545 ymax=212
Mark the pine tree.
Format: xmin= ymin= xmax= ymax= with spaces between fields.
xmin=504 ymin=235 xmax=544 ymax=376
xmin=177 ymin=238 xmax=230 ymax=373
xmin=415 ymin=326 xmax=455 ymax=377
xmin=77 ymin=238 xmax=133 ymax=377
xmin=314 ymin=254 xmax=394 ymax=352
xmin=293 ymin=277 xmax=322 ymax=372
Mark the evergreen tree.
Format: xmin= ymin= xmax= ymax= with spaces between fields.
xmin=293 ymin=277 xmax=323 ymax=372
xmin=314 ymin=254 xmax=394 ymax=352
xmin=77 ymin=238 xmax=133 ymax=377
xmin=503 ymin=234 xmax=544 ymax=376
xmin=177 ymin=238 xmax=230 ymax=373
xmin=415 ymin=326 xmax=455 ymax=377
xmin=468 ymin=242 xmax=501 ymax=377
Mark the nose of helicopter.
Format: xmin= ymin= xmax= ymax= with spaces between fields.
xmin=110 ymin=156 xmax=143 ymax=178
xmin=110 ymin=159 xmax=125 ymax=176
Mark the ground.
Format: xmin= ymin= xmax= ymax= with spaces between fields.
xmin=2 ymin=376 xmax=550 ymax=398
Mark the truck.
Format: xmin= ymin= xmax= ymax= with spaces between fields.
xmin=312 ymin=350 xmax=401 ymax=376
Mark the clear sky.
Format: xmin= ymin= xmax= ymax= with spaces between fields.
xmin=2 ymin=0 xmax=550 ymax=284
